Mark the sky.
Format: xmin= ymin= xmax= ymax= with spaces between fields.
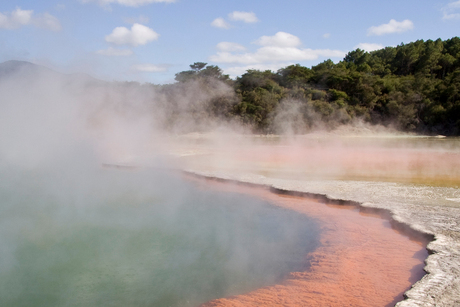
xmin=0 ymin=0 xmax=459 ymax=84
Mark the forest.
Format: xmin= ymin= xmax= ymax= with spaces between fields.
xmin=3 ymin=37 xmax=458 ymax=135
xmin=168 ymin=37 xmax=460 ymax=135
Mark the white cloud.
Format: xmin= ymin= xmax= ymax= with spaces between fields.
xmin=254 ymin=32 xmax=301 ymax=47
xmin=354 ymin=43 xmax=384 ymax=52
xmin=323 ymin=33 xmax=331 ymax=39
xmin=0 ymin=7 xmax=61 ymax=31
xmin=105 ymin=23 xmax=159 ymax=46
xmin=81 ymin=0 xmax=176 ymax=7
xmin=0 ymin=7 xmax=32 ymax=29
xmin=212 ymin=11 xmax=259 ymax=29
xmin=442 ymin=0 xmax=460 ymax=20
xmin=210 ymin=32 xmax=345 ymax=65
xmin=216 ymin=42 xmax=246 ymax=52
xmin=10 ymin=7 xmax=32 ymax=26
xmin=96 ymin=47 xmax=133 ymax=56
xmin=367 ymin=19 xmax=414 ymax=36
xmin=211 ymin=17 xmax=231 ymax=29
xmin=228 ymin=11 xmax=259 ymax=23
xmin=132 ymin=64 xmax=170 ymax=72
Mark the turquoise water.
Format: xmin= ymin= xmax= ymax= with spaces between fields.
xmin=0 ymin=166 xmax=319 ymax=307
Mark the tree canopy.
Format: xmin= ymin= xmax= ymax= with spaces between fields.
xmin=174 ymin=62 xmax=231 ymax=83
xmin=166 ymin=37 xmax=460 ymax=134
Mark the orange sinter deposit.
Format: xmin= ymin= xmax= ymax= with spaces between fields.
xmin=187 ymin=176 xmax=429 ymax=307
xmin=176 ymin=135 xmax=460 ymax=187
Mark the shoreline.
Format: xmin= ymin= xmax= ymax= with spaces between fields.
xmin=131 ymin=133 xmax=460 ymax=305
xmin=184 ymin=169 xmax=460 ymax=306
xmin=185 ymin=173 xmax=431 ymax=307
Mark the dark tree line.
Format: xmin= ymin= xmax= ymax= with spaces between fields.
xmin=167 ymin=37 xmax=460 ymax=134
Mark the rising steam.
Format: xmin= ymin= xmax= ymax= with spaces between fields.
xmin=0 ymin=61 xmax=320 ymax=307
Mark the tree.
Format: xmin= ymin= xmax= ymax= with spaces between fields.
xmin=174 ymin=70 xmax=196 ymax=82
xmin=416 ymin=39 xmax=443 ymax=76
xmin=199 ymin=65 xmax=231 ymax=82
xmin=393 ymin=40 xmax=424 ymax=75
xmin=167 ymin=37 xmax=460 ymax=135
xmin=190 ymin=62 xmax=207 ymax=71
xmin=344 ymin=48 xmax=370 ymax=69
xmin=277 ymin=64 xmax=313 ymax=88
xmin=312 ymin=59 xmax=335 ymax=72
xmin=175 ymin=62 xmax=230 ymax=83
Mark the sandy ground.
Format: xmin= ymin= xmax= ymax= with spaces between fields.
xmin=188 ymin=177 xmax=428 ymax=307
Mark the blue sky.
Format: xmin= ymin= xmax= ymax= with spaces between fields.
xmin=0 ymin=0 xmax=459 ymax=84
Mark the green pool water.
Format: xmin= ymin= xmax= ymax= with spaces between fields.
xmin=0 ymin=166 xmax=319 ymax=307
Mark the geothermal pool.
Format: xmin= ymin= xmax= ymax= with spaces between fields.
xmin=0 ymin=166 xmax=319 ymax=307
xmin=1 ymin=135 xmax=458 ymax=307
xmin=175 ymin=134 xmax=460 ymax=306
xmin=194 ymin=177 xmax=429 ymax=307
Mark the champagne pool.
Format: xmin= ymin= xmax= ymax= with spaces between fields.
xmin=0 ymin=166 xmax=320 ymax=307
xmin=176 ymin=135 xmax=460 ymax=306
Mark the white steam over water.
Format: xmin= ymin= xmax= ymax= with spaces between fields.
xmin=0 ymin=63 xmax=322 ymax=307
xmin=0 ymin=166 xmax=320 ymax=306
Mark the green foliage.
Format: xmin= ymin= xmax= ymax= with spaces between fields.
xmin=174 ymin=70 xmax=196 ymax=83
xmin=328 ymin=89 xmax=349 ymax=101
xmin=344 ymin=48 xmax=370 ymax=68
xmin=277 ymin=64 xmax=313 ymax=88
xmin=166 ymin=37 xmax=460 ymax=134
xmin=190 ymin=62 xmax=207 ymax=71
xmin=232 ymin=70 xmax=286 ymax=132
xmin=310 ymin=89 xmax=327 ymax=101
xmin=175 ymin=62 xmax=231 ymax=83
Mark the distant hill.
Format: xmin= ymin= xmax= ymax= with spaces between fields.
xmin=0 ymin=60 xmax=103 ymax=86
xmin=0 ymin=60 xmax=57 ymax=78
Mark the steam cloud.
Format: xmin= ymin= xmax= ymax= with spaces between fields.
xmin=0 ymin=62 xmax=320 ymax=306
